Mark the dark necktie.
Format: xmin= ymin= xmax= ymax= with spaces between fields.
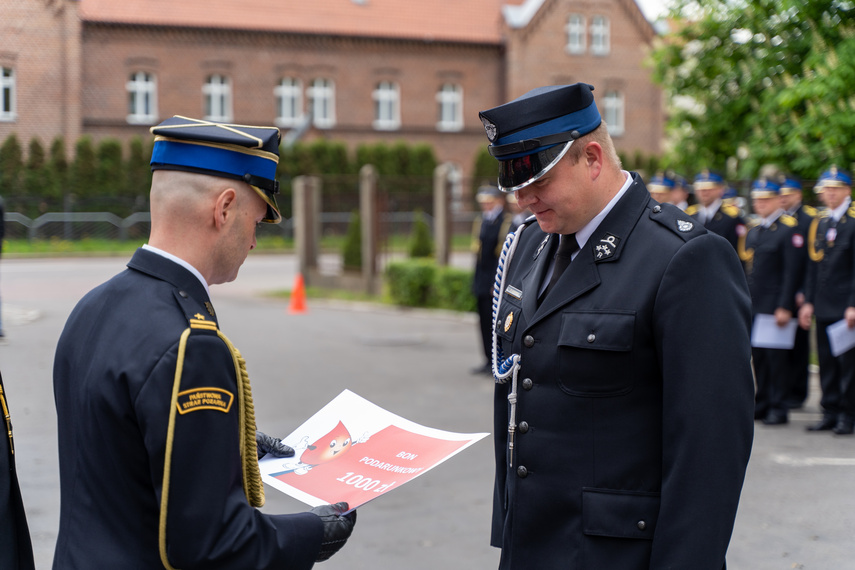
xmin=542 ymin=234 xmax=579 ymax=299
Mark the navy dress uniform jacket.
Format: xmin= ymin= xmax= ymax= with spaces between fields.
xmin=687 ymin=203 xmax=746 ymax=251
xmin=740 ymin=215 xmax=802 ymax=315
xmin=805 ymin=207 xmax=855 ymax=320
xmin=0 ymin=372 xmax=36 ymax=570
xmin=53 ymin=249 xmax=323 ymax=569
xmin=491 ymin=175 xmax=754 ymax=569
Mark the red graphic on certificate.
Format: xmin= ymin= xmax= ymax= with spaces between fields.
xmin=259 ymin=390 xmax=488 ymax=511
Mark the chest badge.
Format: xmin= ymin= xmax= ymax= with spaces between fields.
xmin=504 ymin=311 xmax=514 ymax=332
xmin=827 ymin=227 xmax=837 ymax=246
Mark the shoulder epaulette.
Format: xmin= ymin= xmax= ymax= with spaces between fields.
xmin=847 ymin=205 xmax=855 ymax=219
xmin=779 ymin=214 xmax=797 ymax=227
xmin=818 ymin=208 xmax=831 ymax=218
xmin=189 ymin=315 xmax=218 ymax=331
xmin=721 ymin=204 xmax=741 ymax=218
xmin=650 ymin=203 xmax=705 ymax=242
xmin=745 ymin=217 xmax=760 ymax=230
xmin=685 ymin=204 xmax=699 ymax=216
xmin=803 ymin=205 xmax=818 ymax=217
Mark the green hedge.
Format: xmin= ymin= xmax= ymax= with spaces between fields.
xmin=385 ymin=259 xmax=476 ymax=312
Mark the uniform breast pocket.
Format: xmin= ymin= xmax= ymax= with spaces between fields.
xmin=557 ymin=310 xmax=636 ymax=396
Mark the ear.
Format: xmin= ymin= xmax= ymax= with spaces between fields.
xmin=213 ymin=187 xmax=238 ymax=230
xmin=584 ymin=142 xmax=604 ymax=179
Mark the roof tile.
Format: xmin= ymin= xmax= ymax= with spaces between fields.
xmin=80 ymin=0 xmax=510 ymax=44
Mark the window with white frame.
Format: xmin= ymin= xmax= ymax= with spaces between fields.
xmin=203 ymin=74 xmax=232 ymax=122
xmin=591 ymin=16 xmax=610 ymax=56
xmin=566 ymin=14 xmax=586 ymax=54
xmin=603 ymin=91 xmax=624 ymax=136
xmin=373 ymin=81 xmax=400 ymax=130
xmin=274 ymin=77 xmax=302 ymax=127
xmin=308 ymin=78 xmax=335 ymax=128
xmin=126 ymin=71 xmax=157 ymax=124
xmin=436 ymin=83 xmax=463 ymax=131
xmin=1 ymin=67 xmax=16 ymax=121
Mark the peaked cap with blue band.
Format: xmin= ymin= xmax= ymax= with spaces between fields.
xmin=478 ymin=83 xmax=602 ymax=192
xmin=150 ymin=116 xmax=282 ymax=223
xmin=648 ymin=171 xmax=676 ymax=193
xmin=779 ymin=176 xmax=802 ymax=196
xmin=693 ymin=169 xmax=725 ymax=190
xmin=815 ymin=165 xmax=853 ymax=191
xmin=750 ymin=177 xmax=781 ymax=198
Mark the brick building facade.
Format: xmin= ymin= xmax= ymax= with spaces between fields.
xmin=2 ymin=0 xmax=662 ymax=183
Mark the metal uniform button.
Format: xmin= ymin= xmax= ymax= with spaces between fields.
xmin=637 ymin=520 xmax=647 ymax=531
xmin=178 ymin=290 xmax=188 ymax=298
xmin=518 ymin=421 xmax=529 ymax=433
xmin=522 ymin=378 xmax=533 ymax=390
xmin=652 ymin=205 xmax=661 ymax=213
xmin=523 ymin=335 xmax=535 ymax=348
xmin=587 ymin=333 xmax=596 ymax=343
xmin=517 ymin=465 xmax=528 ymax=478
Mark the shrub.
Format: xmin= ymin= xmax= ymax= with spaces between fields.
xmin=385 ymin=259 xmax=475 ymax=312
xmin=408 ymin=210 xmax=433 ymax=258
xmin=385 ymin=259 xmax=437 ymax=307
xmin=434 ymin=265 xmax=477 ymax=312
xmin=0 ymin=133 xmax=24 ymax=196
xmin=342 ymin=210 xmax=362 ymax=271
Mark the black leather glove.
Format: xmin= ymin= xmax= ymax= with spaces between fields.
xmin=255 ymin=430 xmax=294 ymax=459
xmin=310 ymin=502 xmax=357 ymax=562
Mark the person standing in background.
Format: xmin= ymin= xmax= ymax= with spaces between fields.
xmin=738 ymin=178 xmax=803 ymax=425
xmin=471 ymin=185 xmax=511 ymax=376
xmin=779 ymin=176 xmax=815 ymax=409
xmin=799 ymin=166 xmax=855 ymax=435
xmin=686 ymin=170 xmax=746 ymax=250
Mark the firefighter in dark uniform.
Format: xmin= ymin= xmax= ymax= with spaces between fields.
xmin=53 ymin=117 xmax=356 ymax=568
xmin=471 ymin=185 xmax=512 ymax=375
xmin=1 ymin=370 xmax=36 ymax=570
xmin=738 ymin=178 xmax=803 ymax=425
xmin=479 ymin=84 xmax=754 ymax=570
xmin=686 ymin=170 xmax=747 ymax=250
xmin=799 ymin=166 xmax=855 ymax=435
xmin=779 ymin=176 xmax=816 ymax=408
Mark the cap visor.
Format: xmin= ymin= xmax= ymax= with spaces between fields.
xmin=498 ymin=142 xmax=571 ymax=193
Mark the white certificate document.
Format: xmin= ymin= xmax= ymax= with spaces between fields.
xmin=827 ymin=319 xmax=855 ymax=357
xmin=751 ymin=314 xmax=798 ymax=349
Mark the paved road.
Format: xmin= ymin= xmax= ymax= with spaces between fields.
xmin=1 ymin=253 xmax=853 ymax=569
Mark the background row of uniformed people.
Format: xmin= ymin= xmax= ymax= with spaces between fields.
xmin=648 ymin=167 xmax=855 ymax=435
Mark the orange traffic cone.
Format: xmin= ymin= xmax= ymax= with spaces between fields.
xmin=288 ymin=273 xmax=308 ymax=314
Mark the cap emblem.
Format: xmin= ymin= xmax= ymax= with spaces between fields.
xmin=481 ymin=116 xmax=498 ymax=142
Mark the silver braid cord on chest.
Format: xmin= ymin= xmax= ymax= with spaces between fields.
xmin=491 ymin=224 xmax=525 ymax=468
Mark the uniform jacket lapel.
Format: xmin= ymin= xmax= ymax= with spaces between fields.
xmin=521 ymin=234 xmax=556 ymax=321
